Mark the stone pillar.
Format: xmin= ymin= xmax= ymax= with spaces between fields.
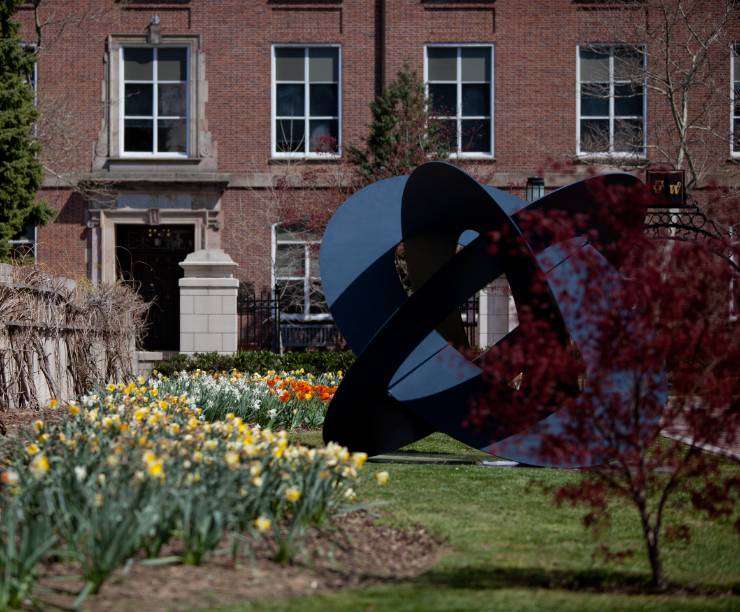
xmin=179 ymin=249 xmax=239 ymax=355
xmin=479 ymin=276 xmax=519 ymax=348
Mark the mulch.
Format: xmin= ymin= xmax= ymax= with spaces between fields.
xmin=35 ymin=512 xmax=442 ymax=611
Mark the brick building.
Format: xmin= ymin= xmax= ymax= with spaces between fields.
xmin=12 ymin=0 xmax=739 ymax=352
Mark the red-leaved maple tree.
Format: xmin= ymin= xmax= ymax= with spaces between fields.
xmin=472 ymin=179 xmax=739 ymax=588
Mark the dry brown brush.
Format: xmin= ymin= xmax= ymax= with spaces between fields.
xmin=0 ymin=264 xmax=148 ymax=412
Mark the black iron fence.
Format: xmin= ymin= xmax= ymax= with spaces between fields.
xmin=237 ymin=291 xmax=281 ymax=352
xmin=237 ymin=289 xmax=479 ymax=352
xmin=459 ymin=293 xmax=479 ymax=349
xmin=237 ymin=290 xmax=346 ymax=351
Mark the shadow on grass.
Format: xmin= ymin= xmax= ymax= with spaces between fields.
xmin=404 ymin=565 xmax=740 ymax=597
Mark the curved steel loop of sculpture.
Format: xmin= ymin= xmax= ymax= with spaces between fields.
xmin=320 ymin=162 xmax=667 ymax=467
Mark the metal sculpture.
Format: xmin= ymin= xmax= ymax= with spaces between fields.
xmin=320 ymin=162 xmax=667 ymax=467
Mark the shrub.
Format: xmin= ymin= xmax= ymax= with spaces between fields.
xmin=155 ymin=350 xmax=355 ymax=377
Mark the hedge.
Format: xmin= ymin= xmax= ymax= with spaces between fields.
xmin=154 ymin=350 xmax=356 ymax=377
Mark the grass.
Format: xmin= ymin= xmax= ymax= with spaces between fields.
xmin=227 ymin=432 xmax=739 ymax=612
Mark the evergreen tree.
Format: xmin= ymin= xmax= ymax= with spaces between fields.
xmin=349 ymin=65 xmax=451 ymax=185
xmin=0 ymin=0 xmax=51 ymax=261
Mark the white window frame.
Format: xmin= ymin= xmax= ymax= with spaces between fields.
xmin=271 ymin=44 xmax=342 ymax=159
xmin=576 ymin=44 xmax=647 ymax=158
xmin=732 ymin=42 xmax=739 ymax=158
xmin=119 ymin=46 xmax=190 ymax=158
xmin=271 ymin=224 xmax=330 ymax=321
xmin=424 ymin=43 xmax=495 ymax=159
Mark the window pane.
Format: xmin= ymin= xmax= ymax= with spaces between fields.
xmin=276 ymin=119 xmax=305 ymax=152
xmin=580 ymin=119 xmax=609 ymax=152
xmin=461 ymin=48 xmax=490 ymax=82
xmin=158 ymin=118 xmax=187 ymax=153
xmin=462 ymin=84 xmax=490 ymax=116
xmin=158 ymin=48 xmax=187 ymax=81
xmin=124 ymin=83 xmax=153 ymax=116
xmin=276 ymin=48 xmax=305 ymax=81
xmin=461 ymin=119 xmax=490 ymax=153
xmin=429 ymin=83 xmax=457 ymax=115
xmin=310 ymin=83 xmax=338 ymax=116
xmin=158 ymin=83 xmax=186 ymax=116
xmin=276 ymin=280 xmax=305 ymax=314
xmin=277 ymin=84 xmax=305 ymax=117
xmin=276 ymin=244 xmax=305 ymax=276
xmin=124 ymin=48 xmax=153 ymax=80
xmin=309 ymin=119 xmax=338 ymax=152
xmin=614 ymin=118 xmax=643 ymax=153
xmin=438 ymin=119 xmax=458 ymax=151
xmin=614 ymin=46 xmax=644 ymax=80
xmin=12 ymin=223 xmax=35 ymax=242
xmin=276 ymin=224 xmax=318 ymax=242
xmin=580 ymin=83 xmax=609 ymax=116
xmin=309 ymin=281 xmax=329 ymax=314
xmin=124 ymin=119 xmax=153 ymax=152
xmin=308 ymin=244 xmax=320 ymax=278
xmin=309 ymin=48 xmax=338 ymax=82
xmin=428 ymin=47 xmax=457 ymax=80
xmin=580 ymin=47 xmax=609 ymax=81
xmin=734 ymin=119 xmax=740 ymax=152
xmin=614 ymin=83 xmax=643 ymax=116
xmin=734 ymin=84 xmax=740 ymax=115
xmin=735 ymin=46 xmax=740 ymax=79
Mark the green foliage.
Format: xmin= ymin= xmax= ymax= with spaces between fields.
xmin=154 ymin=350 xmax=355 ymax=377
xmin=0 ymin=0 xmax=52 ymax=261
xmin=349 ymin=64 xmax=450 ymax=185
xmin=0 ymin=483 xmax=56 ymax=609
xmin=0 ymin=383 xmax=365 ymax=604
xmin=155 ymin=370 xmax=338 ymax=428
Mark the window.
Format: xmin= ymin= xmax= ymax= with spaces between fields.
xmin=272 ymin=224 xmax=329 ymax=319
xmin=425 ymin=45 xmax=494 ymax=156
xmin=9 ymin=224 xmax=36 ymax=263
xmin=121 ymin=47 xmax=188 ymax=156
xmin=732 ymin=43 xmax=739 ymax=156
xmin=272 ymin=46 xmax=341 ymax=157
xmin=577 ymin=45 xmax=646 ymax=156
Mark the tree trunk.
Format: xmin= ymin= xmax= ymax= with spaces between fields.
xmin=644 ymin=524 xmax=665 ymax=589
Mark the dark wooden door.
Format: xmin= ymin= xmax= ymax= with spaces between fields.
xmin=115 ymin=224 xmax=195 ymax=351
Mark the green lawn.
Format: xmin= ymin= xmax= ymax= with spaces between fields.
xmin=223 ymin=433 xmax=739 ymax=612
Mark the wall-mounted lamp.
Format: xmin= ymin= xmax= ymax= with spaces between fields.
xmin=526 ymin=176 xmax=545 ymax=202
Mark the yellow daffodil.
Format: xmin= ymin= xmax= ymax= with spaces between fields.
xmin=375 ymin=471 xmax=390 ymax=486
xmin=68 ymin=403 xmax=80 ymax=416
xmin=25 ymin=443 xmax=40 ymax=456
xmin=48 ymin=398 xmax=59 ymax=409
xmin=30 ymin=454 xmax=49 ymax=479
xmin=254 ymin=516 xmax=271 ymax=532
xmin=224 ymin=451 xmax=240 ymax=469
xmin=285 ymin=487 xmax=302 ymax=503
xmin=106 ymin=383 xmax=117 ymax=392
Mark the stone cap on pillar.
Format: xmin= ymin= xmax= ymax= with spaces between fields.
xmin=179 ymin=249 xmax=238 ymax=278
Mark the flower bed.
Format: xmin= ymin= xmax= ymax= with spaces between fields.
xmin=0 ymin=381 xmax=365 ymax=609
xmin=155 ymin=369 xmax=340 ymax=429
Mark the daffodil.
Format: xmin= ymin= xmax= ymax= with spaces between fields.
xmin=254 ymin=516 xmax=271 ymax=532
xmin=25 ymin=443 xmax=40 ymax=456
xmin=30 ymin=454 xmax=49 ymax=479
xmin=375 ymin=471 xmax=390 ymax=486
xmin=224 ymin=451 xmax=240 ymax=469
xmin=285 ymin=487 xmax=302 ymax=503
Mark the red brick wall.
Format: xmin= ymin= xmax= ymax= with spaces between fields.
xmin=14 ymin=0 xmax=739 ymax=290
